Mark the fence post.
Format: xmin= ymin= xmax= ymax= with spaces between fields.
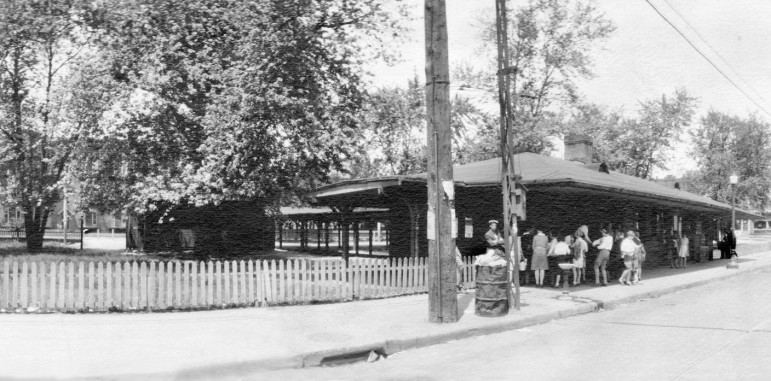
xmin=2 ymin=261 xmax=8 ymax=309
xmin=190 ymin=261 xmax=198 ymax=308
xmin=182 ymin=261 xmax=189 ymax=307
xmin=140 ymin=262 xmax=147 ymax=310
xmin=147 ymin=262 xmax=155 ymax=310
xmin=269 ymin=260 xmax=277 ymax=304
xmin=206 ymin=261 xmax=214 ymax=306
xmin=48 ymin=262 xmax=56 ymax=310
xmin=58 ymin=262 xmax=66 ymax=309
xmin=215 ymin=261 xmax=222 ymax=307
xmin=28 ymin=262 xmax=36 ymax=309
xmin=247 ymin=260 xmax=255 ymax=305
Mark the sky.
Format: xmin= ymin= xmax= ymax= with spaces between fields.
xmin=365 ymin=0 xmax=771 ymax=178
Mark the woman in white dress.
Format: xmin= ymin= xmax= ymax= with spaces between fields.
xmin=678 ymin=232 xmax=689 ymax=269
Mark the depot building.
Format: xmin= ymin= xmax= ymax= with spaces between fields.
xmin=305 ymin=139 xmax=760 ymax=271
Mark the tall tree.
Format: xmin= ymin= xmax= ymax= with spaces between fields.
xmin=460 ymin=0 xmax=615 ymax=155
xmin=0 ymin=0 xmax=109 ymax=249
xmin=607 ymin=89 xmax=697 ymax=179
xmin=72 ymin=0 xmax=408 ymax=216
xmin=687 ymin=111 xmax=771 ymax=211
xmin=345 ymin=78 xmax=500 ymax=178
xmin=562 ymin=102 xmax=624 ymax=163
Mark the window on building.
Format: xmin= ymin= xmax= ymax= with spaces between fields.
xmin=3 ymin=208 xmax=22 ymax=227
xmin=85 ymin=211 xmax=98 ymax=227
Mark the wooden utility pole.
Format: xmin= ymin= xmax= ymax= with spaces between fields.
xmin=496 ymin=0 xmax=521 ymax=310
xmin=425 ymin=0 xmax=458 ymax=323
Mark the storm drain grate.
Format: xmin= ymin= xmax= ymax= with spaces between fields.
xmin=318 ymin=348 xmax=386 ymax=367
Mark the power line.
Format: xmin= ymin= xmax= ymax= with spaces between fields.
xmin=661 ymin=0 xmax=771 ymax=109
xmin=644 ymin=0 xmax=771 ymax=118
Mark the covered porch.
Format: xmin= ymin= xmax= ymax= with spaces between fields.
xmin=309 ymin=153 xmax=761 ymax=271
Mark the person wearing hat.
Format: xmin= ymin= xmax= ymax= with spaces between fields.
xmin=485 ymin=220 xmax=505 ymax=256
xmin=618 ymin=230 xmax=641 ymax=285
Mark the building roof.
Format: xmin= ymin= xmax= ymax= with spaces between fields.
xmin=280 ymin=206 xmax=388 ymax=216
xmin=310 ymin=153 xmax=761 ymax=219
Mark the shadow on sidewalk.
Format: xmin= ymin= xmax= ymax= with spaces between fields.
xmin=457 ymin=292 xmax=474 ymax=319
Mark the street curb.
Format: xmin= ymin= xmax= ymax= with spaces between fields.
xmin=48 ymin=251 xmax=771 ymax=380
xmin=601 ymin=257 xmax=771 ymax=310
xmin=149 ymin=303 xmax=601 ymax=381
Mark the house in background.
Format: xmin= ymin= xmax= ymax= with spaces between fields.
xmin=0 ymin=200 xmax=126 ymax=234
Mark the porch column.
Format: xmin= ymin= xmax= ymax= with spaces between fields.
xmin=334 ymin=206 xmax=354 ymax=261
xmin=299 ymin=220 xmax=305 ymax=249
xmin=369 ymin=220 xmax=374 ymax=256
xmin=325 ymin=220 xmax=330 ymax=251
xmin=623 ymin=206 xmax=637 ymax=233
xmin=694 ymin=216 xmax=704 ymax=263
xmin=341 ymin=220 xmax=350 ymax=259
xmin=354 ymin=221 xmax=360 ymax=255
xmin=408 ymin=202 xmax=421 ymax=258
xmin=278 ymin=220 xmax=283 ymax=249
xmin=317 ymin=220 xmax=321 ymax=250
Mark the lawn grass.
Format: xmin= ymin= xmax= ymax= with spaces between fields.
xmin=0 ymin=240 xmax=369 ymax=264
xmin=0 ymin=240 xmax=161 ymax=263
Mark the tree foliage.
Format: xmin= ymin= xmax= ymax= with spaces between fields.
xmin=345 ymin=78 xmax=499 ymax=178
xmin=465 ymin=0 xmax=615 ymax=155
xmin=0 ymin=0 xmax=407 ymax=248
xmin=71 ymin=0 xmax=408 ymax=214
xmin=565 ymin=90 xmax=697 ymax=179
xmin=0 ymin=0 xmax=110 ymax=249
xmin=685 ymin=111 xmax=771 ymax=211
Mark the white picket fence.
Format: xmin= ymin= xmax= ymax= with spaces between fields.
xmin=0 ymin=257 xmax=477 ymax=312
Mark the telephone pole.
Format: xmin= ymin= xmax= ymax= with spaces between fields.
xmin=425 ymin=0 xmax=458 ymax=323
xmin=496 ymin=0 xmax=522 ymax=310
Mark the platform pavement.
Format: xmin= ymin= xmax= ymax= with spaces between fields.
xmin=1 ymin=244 xmax=770 ymax=380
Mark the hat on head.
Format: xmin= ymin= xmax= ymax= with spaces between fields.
xmin=488 ymin=220 xmax=498 ymax=225
xmin=626 ymin=230 xmax=635 ymax=237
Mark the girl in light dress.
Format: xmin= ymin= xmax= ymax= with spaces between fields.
xmin=571 ymin=230 xmax=588 ymax=285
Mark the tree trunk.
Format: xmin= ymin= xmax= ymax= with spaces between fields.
xmin=23 ymin=205 xmax=50 ymax=251
xmin=126 ymin=214 xmax=144 ymax=252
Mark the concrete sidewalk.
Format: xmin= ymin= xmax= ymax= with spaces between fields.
xmin=2 ymin=244 xmax=770 ymax=380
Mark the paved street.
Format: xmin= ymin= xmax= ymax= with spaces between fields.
xmin=243 ymin=268 xmax=771 ymax=381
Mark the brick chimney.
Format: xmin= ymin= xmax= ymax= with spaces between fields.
xmin=564 ymin=134 xmax=594 ymax=164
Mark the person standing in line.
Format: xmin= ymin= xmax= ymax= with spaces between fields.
xmin=547 ymin=231 xmax=558 ymax=255
xmin=571 ymin=230 xmax=588 ymax=285
xmin=519 ymin=228 xmax=534 ymax=285
xmin=619 ymin=231 xmax=640 ymax=285
xmin=721 ymin=228 xmax=736 ymax=259
xmin=678 ymin=232 xmax=690 ymax=269
xmin=669 ymin=230 xmax=679 ymax=268
xmin=592 ymin=229 xmax=613 ymax=286
xmin=530 ymin=228 xmax=549 ymax=288
xmin=632 ymin=231 xmax=646 ymax=284
xmin=552 ymin=235 xmax=572 ymax=288
xmin=455 ymin=246 xmax=465 ymax=292
xmin=577 ymin=225 xmax=591 ymax=247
